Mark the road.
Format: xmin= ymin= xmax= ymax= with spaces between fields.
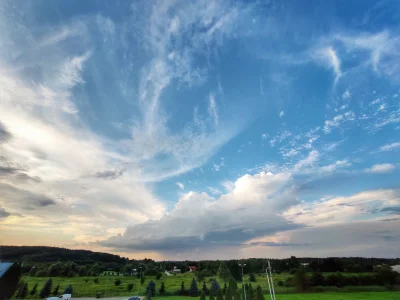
xmin=77 ymin=297 xmax=131 ymax=300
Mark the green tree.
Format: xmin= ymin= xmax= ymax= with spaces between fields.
xmin=128 ymin=283 xmax=134 ymax=291
xmin=210 ymin=278 xmax=220 ymax=294
xmin=200 ymin=290 xmax=206 ymax=300
xmin=222 ymin=283 xmax=227 ymax=294
xmin=140 ymin=276 xmax=145 ymax=285
xmin=217 ymin=262 xmax=232 ymax=283
xmin=30 ymin=283 xmax=38 ymax=296
xmin=94 ymin=278 xmax=99 ymax=284
xmin=249 ymin=273 xmax=256 ymax=282
xmin=16 ymin=281 xmax=28 ymax=299
xmin=228 ymin=278 xmax=237 ymax=294
xmin=247 ymin=283 xmax=254 ymax=300
xmin=233 ymin=290 xmax=241 ymax=300
xmin=115 ymin=279 xmax=122 ymax=286
xmin=216 ymin=289 xmax=224 ymax=300
xmin=180 ymin=281 xmax=186 ymax=295
xmin=310 ymin=272 xmax=324 ymax=286
xmin=377 ymin=268 xmax=399 ymax=286
xmin=202 ymin=281 xmax=208 ymax=294
xmin=146 ymin=280 xmax=156 ymax=299
xmin=52 ymin=284 xmax=60 ymax=295
xmin=209 ymin=291 xmax=215 ymax=300
xmin=256 ymin=285 xmax=264 ymax=300
xmin=63 ymin=284 xmax=73 ymax=294
xmin=294 ymin=268 xmax=309 ymax=292
xmin=189 ymin=278 xmax=199 ymax=297
xmin=159 ymin=281 xmax=165 ymax=295
xmin=224 ymin=286 xmax=232 ymax=300
xmin=39 ymin=278 xmax=53 ymax=298
xmin=156 ymin=272 xmax=162 ymax=280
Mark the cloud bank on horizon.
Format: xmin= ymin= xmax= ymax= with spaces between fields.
xmin=0 ymin=0 xmax=399 ymax=259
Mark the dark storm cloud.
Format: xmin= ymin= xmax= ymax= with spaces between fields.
xmin=248 ymin=241 xmax=309 ymax=247
xmin=0 ymin=206 xmax=10 ymax=218
xmin=0 ymin=165 xmax=23 ymax=176
xmin=0 ymin=157 xmax=41 ymax=183
xmin=0 ymin=121 xmax=12 ymax=144
xmin=380 ymin=206 xmax=400 ymax=214
xmin=14 ymin=173 xmax=42 ymax=183
xmin=0 ymin=183 xmax=56 ymax=210
xmin=99 ymin=216 xmax=302 ymax=252
xmin=94 ymin=170 xmax=124 ymax=179
xmin=35 ymin=197 xmax=56 ymax=207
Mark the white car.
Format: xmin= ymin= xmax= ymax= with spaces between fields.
xmin=45 ymin=294 xmax=71 ymax=300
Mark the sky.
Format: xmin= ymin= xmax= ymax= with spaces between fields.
xmin=0 ymin=0 xmax=400 ymax=260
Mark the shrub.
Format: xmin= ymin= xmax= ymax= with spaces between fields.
xmin=310 ymin=272 xmax=325 ymax=286
xmin=35 ymin=270 xmax=48 ymax=277
xmin=63 ymin=285 xmax=73 ymax=294
xmin=127 ymin=283 xmax=134 ymax=291
xmin=146 ymin=280 xmax=156 ymax=298
xmin=115 ymin=279 xmax=122 ymax=286
xmin=200 ymin=290 xmax=206 ymax=300
xmin=156 ymin=272 xmax=162 ymax=280
xmin=39 ymin=278 xmax=53 ymax=298
xmin=94 ymin=278 xmax=99 ymax=284
xmin=52 ymin=284 xmax=60 ymax=296
xmin=294 ymin=268 xmax=309 ymax=292
xmin=30 ymin=283 xmax=38 ymax=296
xmin=189 ymin=278 xmax=199 ymax=297
xmin=289 ymin=268 xmax=297 ymax=275
xmin=249 ymin=273 xmax=256 ymax=282
xmin=180 ymin=281 xmax=186 ymax=295
xmin=159 ymin=282 xmax=165 ymax=295
xmin=277 ymin=281 xmax=284 ymax=287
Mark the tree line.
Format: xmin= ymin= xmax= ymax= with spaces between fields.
xmin=3 ymin=246 xmax=399 ymax=279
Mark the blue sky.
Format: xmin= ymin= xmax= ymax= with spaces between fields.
xmin=0 ymin=0 xmax=399 ymax=259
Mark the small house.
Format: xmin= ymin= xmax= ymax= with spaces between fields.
xmin=188 ymin=266 xmax=197 ymax=272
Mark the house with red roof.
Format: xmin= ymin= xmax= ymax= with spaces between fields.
xmin=188 ymin=266 xmax=197 ymax=272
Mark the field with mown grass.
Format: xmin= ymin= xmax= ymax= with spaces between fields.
xmin=15 ymin=272 xmax=397 ymax=299
xmin=167 ymin=293 xmax=400 ymax=300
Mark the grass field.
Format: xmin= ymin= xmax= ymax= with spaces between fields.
xmin=165 ymin=294 xmax=400 ymax=300
xmin=16 ymin=273 xmax=397 ymax=299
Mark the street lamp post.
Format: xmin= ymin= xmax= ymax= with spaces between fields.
xmin=139 ymin=267 xmax=142 ymax=296
xmin=18 ymin=266 xmax=35 ymax=300
xmin=239 ymin=264 xmax=247 ymax=300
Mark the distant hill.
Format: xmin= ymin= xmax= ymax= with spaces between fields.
xmin=0 ymin=246 xmax=127 ymax=264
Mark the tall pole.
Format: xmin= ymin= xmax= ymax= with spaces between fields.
xmin=239 ymin=264 xmax=247 ymax=300
xmin=265 ymin=268 xmax=273 ymax=300
xmin=267 ymin=261 xmax=276 ymax=300
xmin=18 ymin=266 xmax=35 ymax=300
xmin=139 ymin=267 xmax=142 ymax=296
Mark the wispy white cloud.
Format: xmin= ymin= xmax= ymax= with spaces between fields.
xmin=221 ymin=180 xmax=235 ymax=192
xmin=261 ymin=133 xmax=268 ymax=140
xmin=207 ymin=187 xmax=222 ymax=195
xmin=283 ymin=189 xmax=400 ymax=226
xmin=380 ymin=142 xmax=400 ymax=152
xmin=313 ymin=47 xmax=342 ymax=83
xmin=279 ymin=111 xmax=285 ymax=118
xmin=365 ymin=163 xmax=395 ymax=174
xmin=208 ymin=93 xmax=219 ymax=126
xmin=213 ymin=158 xmax=225 ymax=172
xmin=323 ymin=111 xmax=356 ymax=133
xmin=295 ymin=150 xmax=319 ymax=170
xmin=342 ymin=89 xmax=351 ymax=100
xmin=176 ymin=181 xmax=185 ymax=190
